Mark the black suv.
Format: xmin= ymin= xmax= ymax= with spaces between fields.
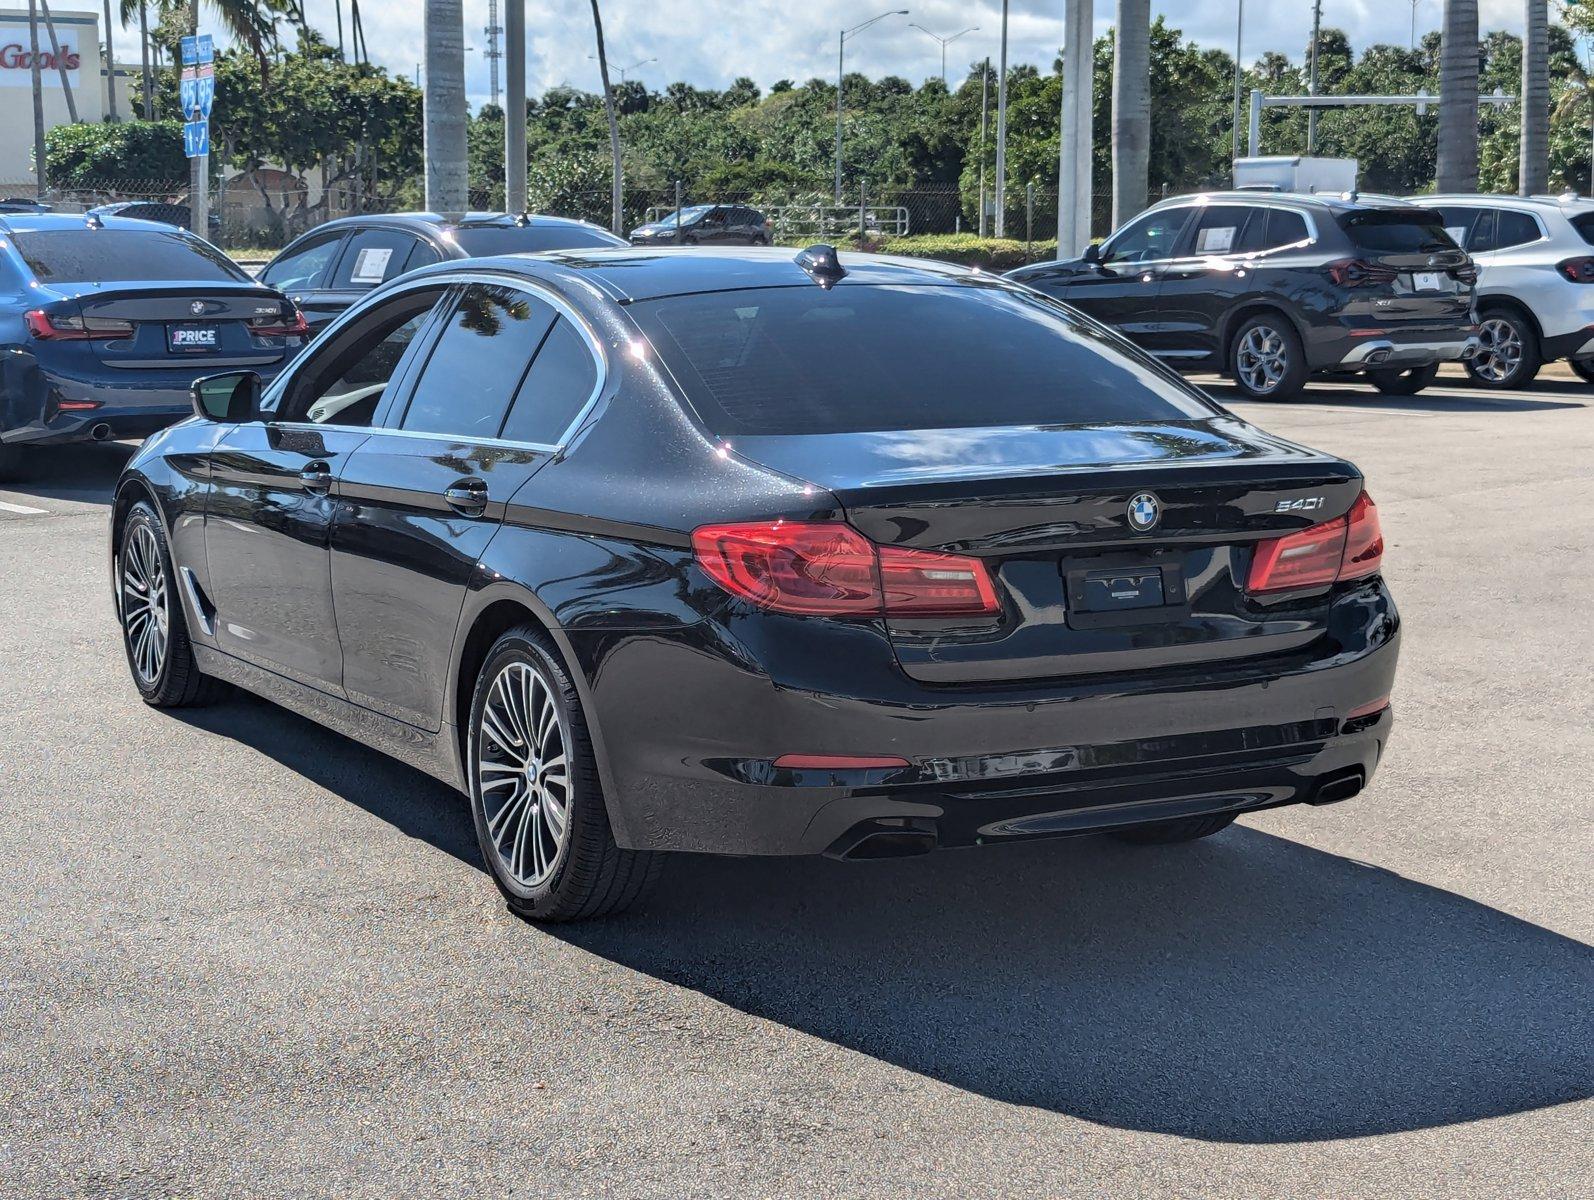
xmin=1007 ymin=193 xmax=1480 ymax=400
xmin=629 ymin=204 xmax=771 ymax=246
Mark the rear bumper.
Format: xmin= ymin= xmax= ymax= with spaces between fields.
xmin=574 ymin=578 xmax=1401 ymax=856
xmin=1332 ymin=333 xmax=1480 ymax=369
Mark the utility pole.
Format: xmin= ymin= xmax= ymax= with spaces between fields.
xmin=102 ymin=0 xmax=118 ymax=121
xmin=1057 ymin=0 xmax=1094 ymax=254
xmin=1232 ymin=0 xmax=1244 ymax=162
xmin=994 ymin=0 xmax=1008 ymax=237
xmin=484 ymin=0 xmax=503 ymax=109
xmin=1307 ymin=0 xmax=1323 ymax=153
xmin=28 ymin=0 xmax=45 ymax=199
xmin=835 ymin=10 xmax=909 ymax=205
xmin=978 ymin=57 xmax=989 ymax=236
xmin=504 ymin=0 xmax=525 ymax=211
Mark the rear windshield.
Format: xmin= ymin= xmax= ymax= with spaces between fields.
xmin=448 ymin=225 xmax=625 ymax=256
xmin=633 ymin=283 xmax=1215 ymax=436
xmin=11 ymin=229 xmax=245 ymax=284
xmin=1571 ymin=212 xmax=1594 ymax=247
xmin=1338 ymin=212 xmax=1457 ymax=254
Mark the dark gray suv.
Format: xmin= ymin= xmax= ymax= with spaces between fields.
xmin=629 ymin=204 xmax=771 ymax=246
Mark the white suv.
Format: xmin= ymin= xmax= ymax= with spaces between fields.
xmin=1421 ymin=193 xmax=1594 ymax=388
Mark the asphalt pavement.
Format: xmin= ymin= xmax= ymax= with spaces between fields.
xmin=1 ymin=372 xmax=1590 ymax=1198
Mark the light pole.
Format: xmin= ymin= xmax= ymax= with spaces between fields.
xmin=908 ymin=22 xmax=977 ymax=87
xmin=588 ymin=54 xmax=656 ymax=84
xmin=1307 ymin=0 xmax=1323 ymax=154
xmin=994 ymin=0 xmax=1008 ymax=237
xmin=979 ymin=56 xmax=990 ymax=236
xmin=835 ymin=9 xmax=908 ymax=204
xmin=1408 ymin=0 xmax=1421 ymax=50
xmin=1232 ymin=0 xmax=1244 ymax=162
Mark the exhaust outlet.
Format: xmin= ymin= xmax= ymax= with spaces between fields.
xmin=89 ymin=422 xmax=113 ymax=441
xmin=1308 ymin=767 xmax=1365 ymax=806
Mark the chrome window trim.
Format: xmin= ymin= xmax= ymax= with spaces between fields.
xmin=262 ymin=268 xmax=610 ymax=453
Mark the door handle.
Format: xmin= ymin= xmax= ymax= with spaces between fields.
xmin=300 ymin=461 xmax=333 ymax=494
xmin=444 ymin=479 xmax=489 ymax=515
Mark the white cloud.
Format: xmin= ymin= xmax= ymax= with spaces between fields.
xmin=116 ymin=1 xmax=1551 ymax=111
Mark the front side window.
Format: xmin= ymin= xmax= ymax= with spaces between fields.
xmin=274 ymin=287 xmax=449 ymax=427
xmin=398 ymin=284 xmax=557 ymax=438
xmin=261 ymin=235 xmax=343 ymax=292
xmin=1101 ymin=208 xmax=1190 ymax=265
xmin=634 ymin=282 xmax=1214 ymax=438
xmin=13 ymin=229 xmax=247 ymax=284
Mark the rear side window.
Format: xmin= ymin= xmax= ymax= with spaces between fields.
xmin=331 ymin=229 xmax=418 ymax=289
xmin=1340 ymin=212 xmax=1455 ymax=253
xmin=499 ymin=318 xmax=599 ymax=445
xmin=399 ymin=284 xmax=557 ymax=438
xmin=12 ymin=229 xmax=246 ymax=284
xmin=448 ymin=225 xmax=625 ymax=256
xmin=1261 ymin=209 xmax=1310 ymax=249
xmin=1493 ymin=210 xmax=1542 ymax=249
xmin=634 ymin=283 xmax=1213 ymax=437
xmin=1572 ymin=212 xmax=1594 ymax=247
xmin=1188 ymin=205 xmax=1258 ymax=255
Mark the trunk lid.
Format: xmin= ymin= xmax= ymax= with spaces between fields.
xmin=735 ymin=418 xmax=1365 ymax=684
xmin=57 ymin=282 xmax=304 ymax=370
xmin=1334 ymin=208 xmax=1473 ymax=325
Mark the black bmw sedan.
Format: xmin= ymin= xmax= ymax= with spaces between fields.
xmin=0 ymin=213 xmax=306 ymax=480
xmin=111 ymin=245 xmax=1399 ymax=921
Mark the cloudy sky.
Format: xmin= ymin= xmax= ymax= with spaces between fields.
xmin=128 ymin=1 xmax=1553 ymax=109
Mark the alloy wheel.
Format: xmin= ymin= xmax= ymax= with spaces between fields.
xmin=122 ymin=523 xmax=169 ymax=685
xmin=475 ymin=660 xmax=571 ymax=888
xmin=1473 ymin=317 xmax=1523 ymax=384
xmin=1236 ymin=325 xmax=1288 ymax=394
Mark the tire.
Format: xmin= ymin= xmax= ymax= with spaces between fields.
xmin=681 ymin=234 xmax=698 ymax=246
xmin=1366 ymin=363 xmax=1439 ymax=395
xmin=1229 ymin=314 xmax=1309 ymax=401
xmin=1569 ymin=358 xmax=1594 ymax=385
xmin=117 ymin=502 xmax=226 ymax=708
xmin=1465 ymin=307 xmax=1542 ymax=389
xmin=1113 ymin=813 xmax=1238 ymax=845
xmin=467 ymin=625 xmax=661 ymax=922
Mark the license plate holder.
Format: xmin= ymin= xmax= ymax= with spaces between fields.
xmin=1412 ymin=271 xmax=1443 ymax=292
xmin=168 ymin=323 xmax=218 ymax=352
xmin=1065 ymin=559 xmax=1187 ymax=628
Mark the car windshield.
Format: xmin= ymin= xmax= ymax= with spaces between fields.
xmin=1339 ymin=212 xmax=1457 ymax=253
xmin=447 ymin=225 xmax=625 ymax=255
xmin=633 ymin=282 xmax=1215 ymax=436
xmin=12 ymin=229 xmax=246 ymax=284
xmin=652 ymin=206 xmax=713 ymax=226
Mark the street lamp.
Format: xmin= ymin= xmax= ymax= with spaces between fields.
xmin=908 ymin=23 xmax=977 ymax=87
xmin=588 ymin=55 xmax=657 ymax=84
xmin=835 ymin=9 xmax=909 ymax=204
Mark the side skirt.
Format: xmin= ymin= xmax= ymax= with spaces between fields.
xmin=192 ymin=645 xmax=467 ymax=793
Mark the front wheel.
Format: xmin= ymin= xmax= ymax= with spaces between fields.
xmin=1113 ymin=813 xmax=1237 ymax=845
xmin=117 ymin=502 xmax=225 ymax=707
xmin=1229 ymin=315 xmax=1308 ymax=401
xmin=1569 ymin=358 xmax=1594 ymax=385
xmin=1465 ymin=309 xmax=1541 ymax=389
xmin=1366 ymin=364 xmax=1439 ymax=395
xmin=467 ymin=627 xmax=661 ymax=921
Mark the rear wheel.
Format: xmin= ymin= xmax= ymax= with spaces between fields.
xmin=1229 ymin=315 xmax=1308 ymax=401
xmin=1366 ymin=364 xmax=1439 ymax=395
xmin=1466 ymin=308 xmax=1541 ymax=389
xmin=467 ymin=626 xmax=661 ymax=921
xmin=118 ymin=502 xmax=226 ymax=707
xmin=1113 ymin=813 xmax=1237 ymax=845
xmin=1569 ymin=359 xmax=1594 ymax=385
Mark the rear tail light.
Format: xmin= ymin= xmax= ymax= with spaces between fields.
xmin=1325 ymin=258 xmax=1398 ymax=287
xmin=24 ymin=309 xmax=134 ymax=340
xmin=248 ymin=307 xmax=310 ymax=337
xmin=1453 ymin=261 xmax=1478 ymax=285
xmin=1247 ymin=491 xmax=1384 ymax=594
xmin=1555 ymin=256 xmax=1594 ymax=284
xmin=691 ymin=520 xmax=1000 ymax=618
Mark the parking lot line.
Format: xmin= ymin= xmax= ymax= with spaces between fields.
xmin=0 ymin=500 xmax=48 ymax=515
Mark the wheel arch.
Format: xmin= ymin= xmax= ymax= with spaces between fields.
xmin=448 ymin=584 xmax=635 ymax=846
xmin=1220 ymin=301 xmax=1305 ymax=367
xmin=1475 ymin=293 xmax=1545 ymax=344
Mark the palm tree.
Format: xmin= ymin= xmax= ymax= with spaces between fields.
xmin=588 ymin=0 xmax=623 ymax=236
xmin=1436 ymin=0 xmax=1479 ymax=192
xmin=118 ymin=0 xmax=153 ymax=118
xmin=38 ymin=0 xmax=79 ymax=122
xmin=423 ymin=0 xmax=468 ymax=210
xmin=1111 ymin=0 xmax=1149 ymax=228
xmin=102 ymin=0 xmax=119 ymax=120
xmin=1519 ymin=0 xmax=1548 ymax=194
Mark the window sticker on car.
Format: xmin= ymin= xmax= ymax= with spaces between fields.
xmin=1196 ymin=226 xmax=1237 ymax=253
xmin=350 ymin=247 xmax=394 ymax=284
xmin=1445 ymin=226 xmax=1469 ymax=246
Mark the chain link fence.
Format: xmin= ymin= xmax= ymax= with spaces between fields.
xmin=7 ymin=176 xmax=1137 ymax=259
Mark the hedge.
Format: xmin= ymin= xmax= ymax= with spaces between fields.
xmin=868 ymin=233 xmax=1061 ymax=271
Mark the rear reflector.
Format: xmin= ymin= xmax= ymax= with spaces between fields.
xmin=56 ymin=399 xmax=102 ymax=411
xmin=692 ymin=520 xmax=1000 ymax=618
xmin=1346 ymin=695 xmax=1391 ymax=720
xmin=773 ymin=754 xmax=911 ymax=770
xmin=1247 ymin=490 xmax=1384 ymax=593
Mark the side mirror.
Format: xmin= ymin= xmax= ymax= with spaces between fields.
xmin=1082 ymin=242 xmax=1102 ymax=265
xmin=191 ymin=370 xmax=261 ymax=423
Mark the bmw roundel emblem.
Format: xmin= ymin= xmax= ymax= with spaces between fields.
xmin=190 ymin=300 xmax=207 ymax=315
xmin=1127 ymin=492 xmax=1161 ymax=532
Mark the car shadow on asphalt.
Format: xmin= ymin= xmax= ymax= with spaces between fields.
xmin=1 ymin=440 xmax=136 ymax=506
xmin=177 ymin=691 xmax=1593 ymax=1147
xmin=1206 ymin=379 xmax=1589 ymax=413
